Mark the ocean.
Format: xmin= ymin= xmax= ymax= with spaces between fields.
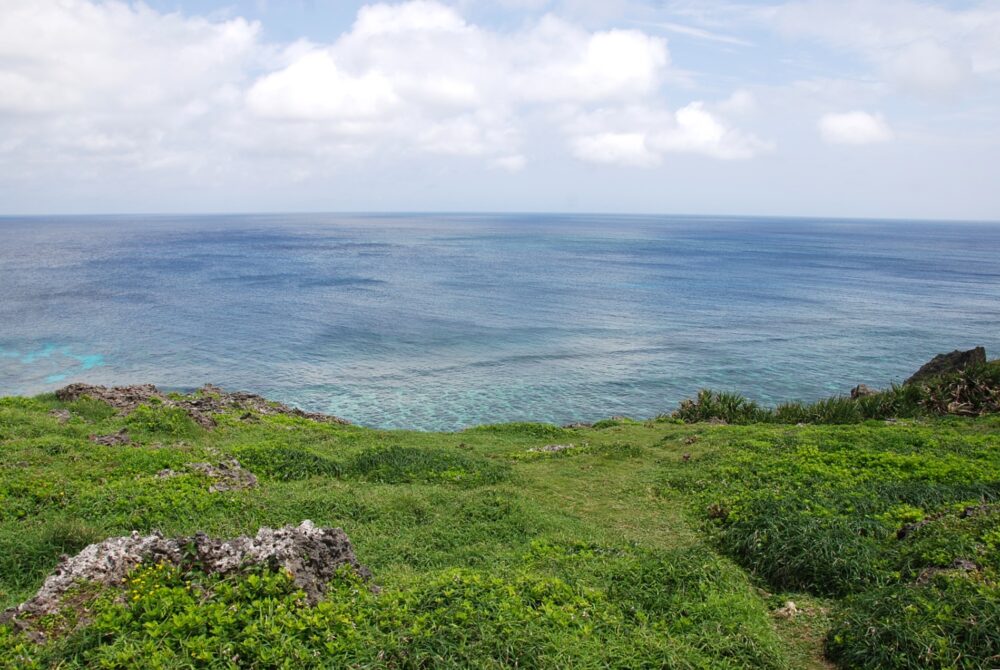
xmin=2 ymin=213 xmax=999 ymax=430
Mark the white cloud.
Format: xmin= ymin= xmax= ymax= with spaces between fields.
xmin=0 ymin=0 xmax=773 ymax=209
xmin=0 ymin=0 xmax=258 ymax=115
xmin=770 ymin=0 xmax=1000 ymax=98
xmin=239 ymin=2 xmax=766 ymax=165
xmin=567 ymin=100 xmax=772 ymax=167
xmin=818 ymin=111 xmax=893 ymax=145
xmin=638 ymin=20 xmax=753 ymax=47
xmin=0 ymin=0 xmax=259 ymax=177
xmin=511 ymin=22 xmax=669 ymax=103
xmin=247 ymin=51 xmax=400 ymax=121
xmin=493 ymin=154 xmax=527 ymax=171
xmin=654 ymin=102 xmax=770 ymax=159
xmin=717 ymin=89 xmax=757 ymax=115
xmin=883 ymin=41 xmax=972 ymax=98
xmin=352 ymin=0 xmax=468 ymax=36
xmin=571 ymin=132 xmax=660 ymax=167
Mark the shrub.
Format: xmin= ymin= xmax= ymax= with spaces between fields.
xmin=673 ymin=390 xmax=766 ymax=424
xmin=659 ymin=423 xmax=1000 ymax=598
xmin=826 ymin=575 xmax=1000 ymax=669
xmin=890 ymin=506 xmax=1000 ymax=579
xmin=466 ymin=422 xmax=573 ymax=440
xmin=715 ymin=498 xmax=885 ymax=596
xmin=0 ymin=519 xmax=104 ymax=600
xmin=125 ymin=404 xmax=199 ymax=439
xmin=65 ymin=397 xmax=117 ymax=422
xmin=671 ymin=361 xmax=1000 ymax=425
xmin=345 ymin=445 xmax=510 ymax=486
xmin=232 ymin=444 xmax=341 ymax=480
xmin=919 ymin=362 xmax=1000 ymax=416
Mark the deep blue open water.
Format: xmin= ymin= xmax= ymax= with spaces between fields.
xmin=2 ymin=213 xmax=999 ymax=430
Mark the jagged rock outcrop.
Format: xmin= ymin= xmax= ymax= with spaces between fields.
xmin=188 ymin=459 xmax=259 ymax=492
xmin=850 ymin=384 xmax=876 ymax=399
xmin=55 ymin=383 xmax=350 ymax=428
xmin=154 ymin=460 xmax=259 ymax=492
xmin=528 ymin=443 xmax=576 ymax=453
xmin=89 ymin=428 xmax=131 ymax=446
xmin=905 ymin=347 xmax=987 ymax=385
xmin=49 ymin=409 xmax=72 ymax=424
xmin=1 ymin=521 xmax=370 ymax=637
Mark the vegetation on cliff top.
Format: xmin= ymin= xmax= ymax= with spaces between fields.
xmin=1 ymin=364 xmax=999 ymax=668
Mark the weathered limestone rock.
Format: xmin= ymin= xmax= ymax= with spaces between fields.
xmin=528 ymin=443 xmax=576 ymax=453
xmin=49 ymin=409 xmax=72 ymax=423
xmin=850 ymin=384 xmax=876 ymax=399
xmin=774 ymin=601 xmax=799 ymax=618
xmin=188 ymin=459 xmax=259 ymax=492
xmin=56 ymin=383 xmax=167 ymax=413
xmin=55 ymin=383 xmax=350 ymax=429
xmin=1 ymin=521 xmax=370 ymax=635
xmin=88 ymin=428 xmax=131 ymax=446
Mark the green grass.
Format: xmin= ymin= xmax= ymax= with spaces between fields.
xmin=1 ymin=386 xmax=999 ymax=668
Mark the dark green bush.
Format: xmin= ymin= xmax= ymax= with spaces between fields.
xmin=659 ymin=423 xmax=1000 ymax=599
xmin=826 ymin=575 xmax=1000 ymax=669
xmin=466 ymin=422 xmax=573 ymax=440
xmin=125 ymin=404 xmax=200 ymax=439
xmin=919 ymin=362 xmax=1000 ymax=416
xmin=673 ymin=390 xmax=766 ymax=424
xmin=345 ymin=445 xmax=510 ymax=486
xmin=715 ymin=498 xmax=886 ymax=596
xmin=890 ymin=506 xmax=1000 ymax=578
xmin=65 ymin=397 xmax=117 ymax=422
xmin=0 ymin=518 xmax=104 ymax=599
xmin=232 ymin=444 xmax=341 ymax=480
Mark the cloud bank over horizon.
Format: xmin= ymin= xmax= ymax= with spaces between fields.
xmin=0 ymin=0 xmax=998 ymax=219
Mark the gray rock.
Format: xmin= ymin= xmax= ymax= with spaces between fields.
xmin=55 ymin=382 xmax=350 ymax=429
xmin=850 ymin=384 xmax=876 ymax=399
xmin=528 ymin=443 xmax=576 ymax=453
xmin=1 ymin=521 xmax=370 ymax=635
xmin=49 ymin=409 xmax=72 ymax=423
xmin=905 ymin=347 xmax=987 ymax=385
xmin=188 ymin=459 xmax=258 ymax=492
xmin=88 ymin=428 xmax=131 ymax=446
xmin=57 ymin=383 xmax=167 ymax=413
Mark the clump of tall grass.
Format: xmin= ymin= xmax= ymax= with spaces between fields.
xmin=672 ymin=390 xmax=768 ymax=424
xmin=232 ymin=444 xmax=342 ymax=480
xmin=670 ymin=362 xmax=1000 ymax=425
xmin=919 ymin=361 xmax=1000 ymax=416
xmin=714 ymin=498 xmax=887 ymax=596
xmin=344 ymin=445 xmax=510 ymax=486
xmin=826 ymin=574 xmax=1000 ymax=670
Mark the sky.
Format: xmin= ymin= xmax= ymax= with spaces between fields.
xmin=1 ymin=0 xmax=998 ymax=219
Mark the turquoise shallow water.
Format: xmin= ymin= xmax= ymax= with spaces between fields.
xmin=1 ymin=213 xmax=999 ymax=430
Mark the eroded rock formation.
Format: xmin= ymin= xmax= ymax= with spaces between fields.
xmin=55 ymin=383 xmax=350 ymax=428
xmin=1 ymin=521 xmax=370 ymax=637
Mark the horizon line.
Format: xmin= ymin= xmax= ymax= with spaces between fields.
xmin=2 ymin=210 xmax=1000 ymax=225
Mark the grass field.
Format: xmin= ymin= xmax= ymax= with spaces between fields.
xmin=1 ymin=380 xmax=999 ymax=668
